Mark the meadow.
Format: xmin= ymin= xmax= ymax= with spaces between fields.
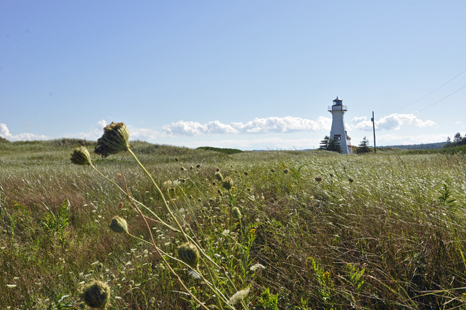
xmin=1 ymin=136 xmax=466 ymax=309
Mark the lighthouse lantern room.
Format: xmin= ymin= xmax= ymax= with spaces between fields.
xmin=328 ymin=96 xmax=352 ymax=154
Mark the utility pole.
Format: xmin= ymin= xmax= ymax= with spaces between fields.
xmin=371 ymin=111 xmax=376 ymax=153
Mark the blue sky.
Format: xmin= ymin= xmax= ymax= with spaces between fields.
xmin=1 ymin=1 xmax=465 ymax=150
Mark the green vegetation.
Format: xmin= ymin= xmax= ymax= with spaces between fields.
xmin=1 ymin=133 xmax=466 ymax=309
xmin=197 ymin=146 xmax=243 ymax=155
xmin=319 ymin=136 xmax=342 ymax=153
xmin=356 ymin=136 xmax=371 ymax=154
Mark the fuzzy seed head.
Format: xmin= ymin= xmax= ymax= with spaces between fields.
xmin=94 ymin=122 xmax=129 ymax=158
xmin=109 ymin=216 xmax=128 ymax=234
xmin=70 ymin=146 xmax=92 ymax=166
xmin=80 ymin=280 xmax=110 ymax=309
xmin=177 ymin=242 xmax=199 ymax=269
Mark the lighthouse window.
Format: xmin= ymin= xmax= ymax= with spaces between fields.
xmin=334 ymin=135 xmax=341 ymax=141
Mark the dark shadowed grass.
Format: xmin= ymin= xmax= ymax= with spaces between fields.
xmin=1 ymin=140 xmax=466 ymax=309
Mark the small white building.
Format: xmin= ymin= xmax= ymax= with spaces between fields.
xmin=328 ymin=96 xmax=353 ymax=154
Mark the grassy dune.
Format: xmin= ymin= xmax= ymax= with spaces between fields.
xmin=1 ymin=140 xmax=466 ymax=309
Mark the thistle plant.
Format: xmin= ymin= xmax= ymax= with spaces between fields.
xmin=80 ymin=280 xmax=110 ymax=309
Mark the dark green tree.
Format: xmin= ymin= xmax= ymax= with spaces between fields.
xmin=319 ymin=136 xmax=330 ymax=150
xmin=357 ymin=136 xmax=371 ymax=154
xmin=327 ymin=136 xmax=342 ymax=153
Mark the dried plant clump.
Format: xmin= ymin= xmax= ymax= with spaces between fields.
xmin=80 ymin=280 xmax=111 ymax=309
xmin=222 ymin=177 xmax=234 ymax=191
xmin=94 ymin=122 xmax=130 ymax=158
xmin=232 ymin=207 xmax=242 ymax=220
xmin=109 ymin=216 xmax=128 ymax=234
xmin=214 ymin=171 xmax=224 ymax=182
xmin=177 ymin=242 xmax=200 ymax=269
xmin=70 ymin=146 xmax=92 ymax=165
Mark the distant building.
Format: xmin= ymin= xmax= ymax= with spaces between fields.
xmin=328 ymin=96 xmax=352 ymax=154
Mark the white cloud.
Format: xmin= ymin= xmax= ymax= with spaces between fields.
xmin=376 ymin=133 xmax=449 ymax=145
xmin=65 ymin=120 xmax=160 ymax=141
xmin=97 ymin=119 xmax=107 ymax=128
xmin=181 ymin=137 xmax=323 ymax=150
xmin=0 ymin=123 xmax=49 ymax=141
xmin=162 ymin=116 xmax=332 ymax=136
xmin=351 ymin=113 xmax=436 ymax=131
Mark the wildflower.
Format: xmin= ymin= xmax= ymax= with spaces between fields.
xmin=250 ymin=263 xmax=266 ymax=271
xmin=229 ymin=287 xmax=250 ymax=305
xmin=80 ymin=280 xmax=110 ymax=309
xmin=188 ymin=269 xmax=201 ymax=280
xmin=177 ymin=242 xmax=200 ymax=269
xmin=162 ymin=180 xmax=173 ymax=189
xmin=94 ymin=122 xmax=130 ymax=158
xmin=70 ymin=146 xmax=92 ymax=165
xmin=109 ymin=216 xmax=128 ymax=234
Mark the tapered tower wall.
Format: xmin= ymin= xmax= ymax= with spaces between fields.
xmin=328 ymin=97 xmax=352 ymax=154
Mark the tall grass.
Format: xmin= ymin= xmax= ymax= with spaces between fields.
xmin=1 ymin=139 xmax=466 ymax=309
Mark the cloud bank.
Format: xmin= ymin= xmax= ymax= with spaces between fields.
xmin=351 ymin=113 xmax=436 ymax=131
xmin=0 ymin=123 xmax=49 ymax=141
xmin=162 ymin=116 xmax=332 ymax=136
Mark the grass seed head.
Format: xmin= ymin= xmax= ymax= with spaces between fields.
xmin=70 ymin=146 xmax=92 ymax=166
xmin=80 ymin=280 xmax=111 ymax=309
xmin=94 ymin=122 xmax=129 ymax=158
xmin=177 ymin=242 xmax=200 ymax=269
xmin=109 ymin=216 xmax=128 ymax=234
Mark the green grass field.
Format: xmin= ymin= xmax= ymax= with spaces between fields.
xmin=1 ymin=138 xmax=466 ymax=309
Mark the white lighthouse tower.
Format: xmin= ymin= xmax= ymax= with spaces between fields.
xmin=328 ymin=96 xmax=352 ymax=154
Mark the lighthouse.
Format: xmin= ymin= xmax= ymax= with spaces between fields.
xmin=328 ymin=96 xmax=352 ymax=154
